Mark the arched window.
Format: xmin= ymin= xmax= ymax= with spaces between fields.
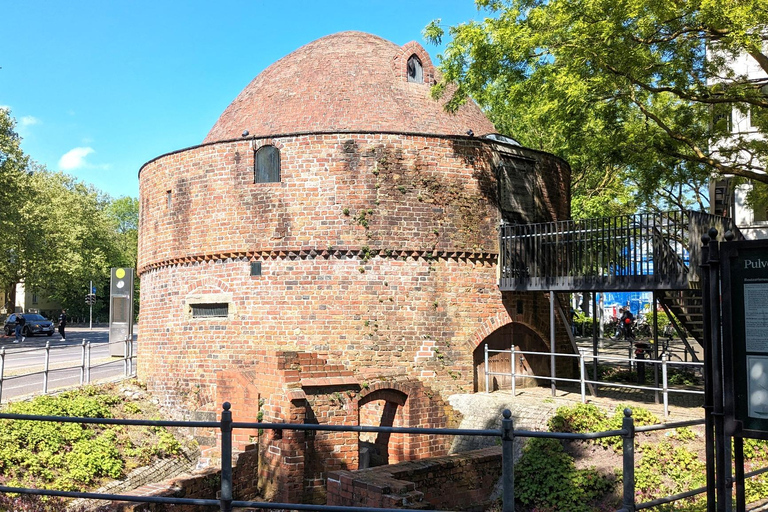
xmin=407 ymin=55 xmax=423 ymax=83
xmin=254 ymin=145 xmax=280 ymax=183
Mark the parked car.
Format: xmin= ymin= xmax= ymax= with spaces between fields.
xmin=3 ymin=313 xmax=55 ymax=337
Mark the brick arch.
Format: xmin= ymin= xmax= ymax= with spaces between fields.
xmin=392 ymin=41 xmax=436 ymax=85
xmin=465 ymin=310 xmax=550 ymax=353
xmin=358 ymin=387 xmax=407 ymax=408
xmin=357 ymin=385 xmax=409 ymax=468
xmin=472 ymin=322 xmax=550 ymax=392
xmin=355 ymin=380 xmax=449 ymax=465
xmin=180 ymin=270 xmax=233 ymax=296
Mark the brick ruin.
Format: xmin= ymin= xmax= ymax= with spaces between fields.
xmin=137 ymin=31 xmax=571 ymax=504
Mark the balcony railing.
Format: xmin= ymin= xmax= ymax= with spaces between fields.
xmin=498 ymin=210 xmax=741 ymax=292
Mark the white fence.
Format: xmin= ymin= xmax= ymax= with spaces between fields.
xmin=0 ymin=338 xmax=136 ymax=402
xmin=484 ymin=344 xmax=704 ymax=418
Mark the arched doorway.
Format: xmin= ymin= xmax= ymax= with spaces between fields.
xmin=473 ymin=322 xmax=549 ymax=392
xmin=357 ymin=389 xmax=407 ymax=469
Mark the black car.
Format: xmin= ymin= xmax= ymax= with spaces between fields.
xmin=3 ymin=313 xmax=55 ymax=337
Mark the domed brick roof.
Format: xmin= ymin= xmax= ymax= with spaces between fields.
xmin=204 ymin=31 xmax=496 ymax=143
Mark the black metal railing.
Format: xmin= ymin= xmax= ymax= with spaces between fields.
xmin=0 ymin=404 xmax=749 ymax=512
xmin=499 ymin=210 xmax=743 ymax=291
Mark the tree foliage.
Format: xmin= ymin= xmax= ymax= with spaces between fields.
xmin=0 ymin=108 xmax=138 ymax=319
xmin=425 ymin=0 xmax=768 ymax=217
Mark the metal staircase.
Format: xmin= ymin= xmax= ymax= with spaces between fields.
xmin=498 ymin=210 xmax=743 ymax=348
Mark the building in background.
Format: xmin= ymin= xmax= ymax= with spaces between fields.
xmin=709 ymin=47 xmax=768 ymax=239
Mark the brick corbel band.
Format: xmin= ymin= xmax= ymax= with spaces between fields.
xmin=138 ymin=248 xmax=498 ymax=275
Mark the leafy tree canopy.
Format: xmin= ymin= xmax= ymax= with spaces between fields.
xmin=0 ymin=108 xmax=138 ymax=318
xmin=425 ymin=0 xmax=768 ymax=217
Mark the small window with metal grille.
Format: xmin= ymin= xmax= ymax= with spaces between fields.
xmin=190 ymin=303 xmax=229 ymax=318
xmin=254 ymin=145 xmax=280 ymax=183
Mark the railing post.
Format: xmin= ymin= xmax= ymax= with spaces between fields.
xmin=128 ymin=335 xmax=134 ymax=376
xmin=501 ymin=409 xmax=515 ymax=512
xmin=0 ymin=347 xmax=5 ymax=403
xmin=80 ymin=340 xmax=86 ymax=385
xmin=43 ymin=341 xmax=50 ymax=394
xmin=621 ymin=408 xmax=636 ymax=512
xmin=485 ymin=343 xmax=490 ymax=393
xmin=662 ymin=353 xmax=669 ymax=419
xmin=511 ymin=346 xmax=516 ymax=396
xmin=580 ymin=351 xmax=586 ymax=403
xmin=86 ymin=341 xmax=91 ymax=384
xmin=220 ymin=402 xmax=233 ymax=512
xmin=123 ymin=336 xmax=129 ymax=377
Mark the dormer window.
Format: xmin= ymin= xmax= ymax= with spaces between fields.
xmin=254 ymin=145 xmax=280 ymax=183
xmin=407 ymin=55 xmax=423 ymax=83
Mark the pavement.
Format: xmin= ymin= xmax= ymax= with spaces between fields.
xmin=448 ymin=334 xmax=705 ymax=453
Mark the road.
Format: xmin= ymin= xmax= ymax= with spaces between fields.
xmin=0 ymin=326 xmax=138 ymax=402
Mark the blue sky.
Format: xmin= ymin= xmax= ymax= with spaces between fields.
xmin=1 ymin=1 xmax=485 ymax=199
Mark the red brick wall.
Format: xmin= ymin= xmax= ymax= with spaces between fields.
xmin=327 ymin=446 xmax=502 ymax=510
xmin=136 ymin=132 xmax=570 ymax=452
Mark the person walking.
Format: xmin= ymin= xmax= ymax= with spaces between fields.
xmin=14 ymin=313 xmax=26 ymax=343
xmin=58 ymin=309 xmax=67 ymax=341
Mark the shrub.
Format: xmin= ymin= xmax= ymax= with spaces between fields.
xmin=548 ymin=403 xmax=608 ymax=433
xmin=0 ymin=383 xmax=182 ymax=493
xmin=515 ymin=438 xmax=615 ymax=512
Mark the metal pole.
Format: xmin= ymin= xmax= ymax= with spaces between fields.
xmin=701 ymin=235 xmax=716 ymax=512
xmin=220 ymin=402 xmax=233 ymax=512
xmin=580 ymin=351 xmax=586 ymax=403
xmin=511 ymin=346 xmax=516 ymax=396
xmin=485 ymin=343 xmax=490 ymax=393
xmin=89 ymin=280 xmax=93 ymax=330
xmin=123 ymin=336 xmax=129 ymax=377
xmin=653 ymin=291 xmax=659 ymax=404
xmin=662 ymin=353 xmax=669 ymax=419
xmin=708 ymin=230 xmax=728 ymax=512
xmin=550 ymin=291 xmax=556 ymax=396
xmin=621 ymin=408 xmax=635 ymax=512
xmin=501 ymin=409 xmax=515 ymax=512
xmin=0 ymin=347 xmax=5 ymax=403
xmin=735 ymin=436 xmax=745 ymax=512
xmin=128 ymin=334 xmax=134 ymax=376
xmin=593 ymin=292 xmax=598 ymax=396
xmin=80 ymin=340 xmax=86 ymax=385
xmin=43 ymin=341 xmax=50 ymax=394
xmin=86 ymin=341 xmax=91 ymax=384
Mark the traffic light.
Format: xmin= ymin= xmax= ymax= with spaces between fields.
xmin=85 ymin=293 xmax=96 ymax=306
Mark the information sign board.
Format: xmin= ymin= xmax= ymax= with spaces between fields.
xmin=722 ymin=240 xmax=768 ymax=438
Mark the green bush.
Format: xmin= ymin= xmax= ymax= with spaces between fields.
xmin=548 ymin=403 xmax=608 ymax=433
xmin=635 ymin=441 xmax=706 ymax=506
xmin=0 ymin=384 xmax=182 ymax=493
xmin=515 ymin=438 xmax=616 ymax=512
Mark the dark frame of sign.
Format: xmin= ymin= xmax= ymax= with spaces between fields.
xmin=721 ymin=239 xmax=768 ymax=439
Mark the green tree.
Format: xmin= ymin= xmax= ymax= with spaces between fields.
xmin=26 ymin=169 xmax=116 ymax=319
xmin=0 ymin=108 xmax=33 ymax=310
xmin=0 ymin=109 xmax=140 ymax=320
xmin=425 ymin=0 xmax=768 ymax=216
xmin=105 ymin=196 xmax=139 ymax=319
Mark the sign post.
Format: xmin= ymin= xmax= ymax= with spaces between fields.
xmin=109 ymin=268 xmax=134 ymax=357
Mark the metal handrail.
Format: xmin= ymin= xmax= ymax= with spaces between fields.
xmin=498 ymin=210 xmax=742 ymax=291
xmin=0 ymin=404 xmax=733 ymax=512
xmin=0 ymin=338 xmax=135 ymax=402
xmin=484 ymin=345 xmax=704 ymax=418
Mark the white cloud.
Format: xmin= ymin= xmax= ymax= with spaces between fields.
xmin=20 ymin=116 xmax=40 ymax=126
xmin=58 ymin=147 xmax=95 ymax=170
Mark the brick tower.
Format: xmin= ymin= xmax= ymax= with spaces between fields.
xmin=137 ymin=31 xmax=570 ymax=503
